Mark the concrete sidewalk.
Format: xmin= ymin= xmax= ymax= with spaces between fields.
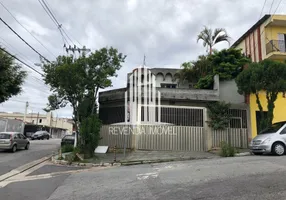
xmin=90 ymin=150 xmax=218 ymax=165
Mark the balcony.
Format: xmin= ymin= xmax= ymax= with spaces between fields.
xmin=266 ymin=40 xmax=286 ymax=60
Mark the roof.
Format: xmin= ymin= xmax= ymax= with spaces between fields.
xmin=231 ymin=14 xmax=271 ymax=48
xmin=0 ymin=132 xmax=20 ymax=134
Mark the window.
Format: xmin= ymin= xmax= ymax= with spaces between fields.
xmin=0 ymin=133 xmax=10 ymax=139
xmin=39 ymin=119 xmax=42 ymax=123
xmin=161 ymin=83 xmax=177 ymax=88
xmin=14 ymin=134 xmax=20 ymax=139
xmin=19 ymin=134 xmax=25 ymax=139
xmin=280 ymin=126 xmax=286 ymax=134
xmin=259 ymin=122 xmax=286 ymax=134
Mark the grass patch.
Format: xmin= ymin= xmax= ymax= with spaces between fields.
xmin=219 ymin=141 xmax=236 ymax=157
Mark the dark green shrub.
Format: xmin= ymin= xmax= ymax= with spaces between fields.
xmin=61 ymin=145 xmax=74 ymax=153
xmin=219 ymin=141 xmax=236 ymax=157
xmin=79 ymin=114 xmax=102 ymax=158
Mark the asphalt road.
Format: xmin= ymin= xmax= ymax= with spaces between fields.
xmin=0 ymin=139 xmax=60 ymax=176
xmin=47 ymin=155 xmax=286 ymax=200
xmin=2 ymin=154 xmax=286 ymax=199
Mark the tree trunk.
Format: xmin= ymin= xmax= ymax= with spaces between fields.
xmin=255 ymin=92 xmax=266 ymax=132
xmin=209 ymin=46 xmax=212 ymax=55
xmin=91 ymin=86 xmax=99 ymax=115
xmin=266 ymin=92 xmax=278 ymax=127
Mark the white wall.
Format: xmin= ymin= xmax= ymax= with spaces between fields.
xmin=219 ymin=80 xmax=245 ymax=105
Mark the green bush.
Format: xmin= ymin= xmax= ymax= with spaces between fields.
xmin=219 ymin=141 xmax=236 ymax=157
xmin=61 ymin=145 xmax=74 ymax=153
xmin=79 ymin=114 xmax=102 ymax=158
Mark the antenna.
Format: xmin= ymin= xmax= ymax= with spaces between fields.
xmin=143 ymin=54 xmax=146 ymax=67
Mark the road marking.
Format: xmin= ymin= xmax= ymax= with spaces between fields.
xmin=0 ymin=155 xmax=52 ymax=182
xmin=136 ymin=172 xmax=158 ymax=180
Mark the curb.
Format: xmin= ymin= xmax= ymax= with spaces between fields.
xmin=0 ymin=155 xmax=52 ymax=182
xmin=120 ymin=156 xmax=213 ymax=166
xmin=50 ymin=155 xmax=216 ymax=168
xmin=235 ymin=152 xmax=251 ymax=157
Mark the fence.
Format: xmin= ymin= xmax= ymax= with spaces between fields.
xmin=212 ymin=128 xmax=248 ymax=148
xmin=99 ymin=125 xmax=133 ymax=149
xmin=137 ymin=125 xmax=205 ymax=151
xmin=99 ymin=124 xmax=205 ymax=151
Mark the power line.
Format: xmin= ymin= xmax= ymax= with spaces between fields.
xmin=269 ymin=0 xmax=275 ymax=13
xmin=42 ymin=0 xmax=82 ymax=47
xmin=252 ymin=0 xmax=283 ymax=60
xmin=0 ymin=17 xmax=51 ymax=63
xmin=37 ymin=0 xmax=70 ymax=47
xmin=0 ymin=46 xmax=43 ymax=75
xmin=259 ymin=0 xmax=267 ymax=19
xmin=0 ymin=38 xmax=50 ymax=88
xmin=0 ymin=1 xmax=57 ymax=59
xmin=38 ymin=0 xmax=82 ymax=47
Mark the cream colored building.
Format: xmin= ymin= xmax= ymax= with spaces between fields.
xmin=0 ymin=111 xmax=74 ymax=132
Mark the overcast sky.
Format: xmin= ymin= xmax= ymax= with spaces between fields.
xmin=0 ymin=0 xmax=285 ymax=118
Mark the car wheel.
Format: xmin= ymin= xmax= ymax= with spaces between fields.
xmin=25 ymin=143 xmax=30 ymax=150
xmin=11 ymin=145 xmax=17 ymax=153
xmin=272 ymin=142 xmax=285 ymax=156
xmin=253 ymin=152 xmax=263 ymax=155
xmin=47 ymin=136 xmax=49 ymax=140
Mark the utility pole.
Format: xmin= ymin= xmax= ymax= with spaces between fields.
xmin=24 ymin=101 xmax=29 ymax=123
xmin=36 ymin=112 xmax=39 ymax=125
xmin=31 ymin=110 xmax=33 ymax=124
xmin=64 ymin=45 xmax=91 ymax=57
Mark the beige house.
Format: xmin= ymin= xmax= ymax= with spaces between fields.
xmin=0 ymin=112 xmax=74 ymax=133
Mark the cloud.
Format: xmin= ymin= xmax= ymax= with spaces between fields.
xmin=0 ymin=0 xmax=284 ymax=117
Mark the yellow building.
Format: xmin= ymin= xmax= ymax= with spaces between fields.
xmin=232 ymin=14 xmax=286 ymax=138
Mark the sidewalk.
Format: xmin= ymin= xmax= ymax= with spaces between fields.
xmin=87 ymin=150 xmax=218 ymax=165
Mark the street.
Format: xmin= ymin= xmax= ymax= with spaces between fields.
xmin=0 ymin=139 xmax=60 ymax=176
xmin=1 ymin=153 xmax=286 ymax=199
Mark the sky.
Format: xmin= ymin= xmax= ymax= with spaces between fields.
xmin=0 ymin=0 xmax=285 ymax=118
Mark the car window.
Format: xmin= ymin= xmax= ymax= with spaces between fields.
xmin=280 ymin=126 xmax=286 ymax=134
xmin=19 ymin=134 xmax=25 ymax=139
xmin=14 ymin=134 xmax=20 ymax=139
xmin=63 ymin=135 xmax=75 ymax=140
xmin=259 ymin=122 xmax=286 ymax=134
xmin=0 ymin=133 xmax=10 ymax=139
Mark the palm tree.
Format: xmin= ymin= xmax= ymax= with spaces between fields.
xmin=197 ymin=26 xmax=230 ymax=55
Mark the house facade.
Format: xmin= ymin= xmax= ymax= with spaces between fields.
xmin=0 ymin=112 xmax=74 ymax=133
xmin=99 ymin=67 xmax=249 ymax=129
xmin=231 ymin=14 xmax=286 ymax=138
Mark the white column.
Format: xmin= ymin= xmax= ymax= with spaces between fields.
xmin=130 ymin=74 xmax=134 ymax=124
xmin=138 ymin=68 xmax=141 ymax=124
xmin=148 ymin=70 xmax=151 ymax=123
xmin=158 ymin=91 xmax=161 ymax=123
xmin=143 ymin=67 xmax=147 ymax=122
xmin=134 ymin=70 xmax=137 ymax=123
xmin=125 ymin=92 xmax=128 ymax=123
xmin=151 ymin=73 xmax=156 ymax=123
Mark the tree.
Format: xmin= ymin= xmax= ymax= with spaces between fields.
xmin=0 ymin=48 xmax=27 ymax=103
xmin=42 ymin=47 xmax=126 ymax=130
xmin=197 ymin=26 xmax=231 ymax=55
xmin=79 ymin=114 xmax=102 ymax=158
xmin=236 ymin=59 xmax=286 ymax=131
xmin=179 ymin=48 xmax=251 ymax=89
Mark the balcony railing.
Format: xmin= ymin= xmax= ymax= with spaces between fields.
xmin=266 ymin=40 xmax=286 ymax=55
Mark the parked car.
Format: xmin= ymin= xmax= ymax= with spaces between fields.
xmin=61 ymin=135 xmax=75 ymax=146
xmin=249 ymin=121 xmax=286 ymax=156
xmin=31 ymin=131 xmax=50 ymax=140
xmin=0 ymin=132 xmax=30 ymax=152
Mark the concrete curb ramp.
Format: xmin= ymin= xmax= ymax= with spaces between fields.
xmin=0 ymin=156 xmax=52 ymax=182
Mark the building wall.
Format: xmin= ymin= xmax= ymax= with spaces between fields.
xmin=249 ymin=92 xmax=286 ymax=138
xmin=219 ymin=80 xmax=245 ymax=105
xmin=233 ymin=15 xmax=286 ymax=138
xmin=0 ymin=112 xmax=73 ymax=132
